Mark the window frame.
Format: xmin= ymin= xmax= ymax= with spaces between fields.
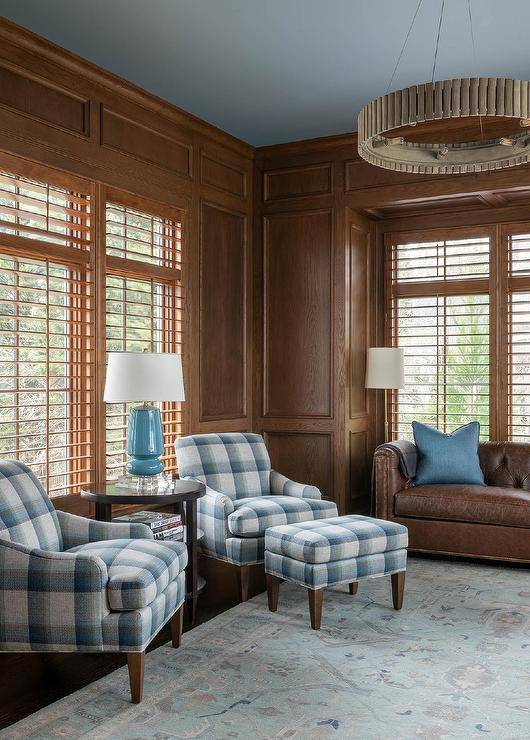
xmin=0 ymin=155 xmax=188 ymax=496
xmin=384 ymin=224 xmax=500 ymax=441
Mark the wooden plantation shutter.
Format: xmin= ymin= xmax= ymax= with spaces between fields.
xmin=507 ymin=229 xmax=530 ymax=441
xmin=386 ymin=230 xmax=491 ymax=441
xmin=104 ymin=191 xmax=184 ymax=480
xmin=0 ymin=158 xmax=94 ymax=495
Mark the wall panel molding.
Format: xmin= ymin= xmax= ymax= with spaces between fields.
xmin=0 ymin=62 xmax=89 ymax=136
xmin=101 ymin=107 xmax=192 ymax=178
xmin=200 ymin=152 xmax=247 ymax=198
xmin=263 ymin=209 xmax=334 ymax=419
xmin=199 ymin=201 xmax=247 ymax=421
xmin=264 ymin=162 xmax=333 ymax=202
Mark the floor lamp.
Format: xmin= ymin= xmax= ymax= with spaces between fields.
xmin=365 ymin=347 xmax=405 ymax=442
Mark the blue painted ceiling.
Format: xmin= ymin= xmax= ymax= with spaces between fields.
xmin=1 ymin=0 xmax=530 ymax=146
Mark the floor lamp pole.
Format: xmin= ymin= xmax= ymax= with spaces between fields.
xmin=384 ymin=387 xmax=389 ymax=442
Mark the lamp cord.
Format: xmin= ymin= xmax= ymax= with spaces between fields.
xmin=431 ymin=0 xmax=445 ymax=84
xmin=385 ymin=0 xmax=423 ymax=95
xmin=467 ymin=0 xmax=484 ymax=140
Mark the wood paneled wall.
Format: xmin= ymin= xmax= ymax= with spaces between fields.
xmin=0 ymin=18 xmax=254 ymax=498
xmin=254 ymin=141 xmax=380 ymax=513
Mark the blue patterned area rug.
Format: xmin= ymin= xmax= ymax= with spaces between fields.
xmin=4 ymin=557 xmax=530 ymax=739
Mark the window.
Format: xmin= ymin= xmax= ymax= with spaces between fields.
xmin=387 ymin=231 xmax=491 ymax=440
xmin=104 ymin=197 xmax=183 ymax=481
xmin=0 ymin=159 xmax=186 ymax=496
xmin=0 ymin=164 xmax=93 ymax=495
xmin=0 ymin=170 xmax=90 ymax=250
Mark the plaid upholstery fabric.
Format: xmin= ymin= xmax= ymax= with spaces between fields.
xmin=57 ymin=511 xmax=153 ymax=549
xmin=270 ymin=470 xmax=321 ymax=500
xmin=228 ymin=496 xmax=338 ymax=537
xmin=101 ymin=571 xmax=186 ymax=652
xmin=265 ymin=515 xmax=408 ymax=564
xmin=0 ymin=459 xmax=186 ymax=653
xmin=175 ymin=433 xmax=271 ymax=499
xmin=0 ymin=460 xmax=62 ymax=551
xmin=176 ymin=433 xmax=338 ymax=568
xmin=197 ymin=485 xmax=234 ymax=560
xmin=265 ymin=548 xmax=407 ymax=590
xmin=68 ymin=539 xmax=188 ymax=611
xmin=0 ymin=537 xmax=108 ymax=651
xmin=226 ymin=536 xmax=265 ymax=566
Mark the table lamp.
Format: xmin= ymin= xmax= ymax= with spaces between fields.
xmin=104 ymin=352 xmax=185 ymax=476
xmin=365 ymin=347 xmax=404 ymax=441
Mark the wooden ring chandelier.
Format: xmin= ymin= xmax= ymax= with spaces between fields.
xmin=358 ymin=78 xmax=530 ymax=175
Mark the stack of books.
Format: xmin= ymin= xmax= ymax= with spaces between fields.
xmin=113 ymin=511 xmax=184 ymax=541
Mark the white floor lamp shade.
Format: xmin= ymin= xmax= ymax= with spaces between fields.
xmin=365 ymin=347 xmax=405 ymax=442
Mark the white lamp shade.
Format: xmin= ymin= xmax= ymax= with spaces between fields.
xmin=365 ymin=347 xmax=405 ymax=389
xmin=104 ymin=352 xmax=185 ymax=403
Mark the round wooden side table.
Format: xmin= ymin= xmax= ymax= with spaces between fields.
xmin=81 ymin=480 xmax=205 ymax=625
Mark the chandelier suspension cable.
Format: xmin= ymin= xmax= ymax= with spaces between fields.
xmin=467 ymin=0 xmax=484 ymax=140
xmin=431 ymin=0 xmax=445 ymax=84
xmin=385 ymin=0 xmax=423 ymax=95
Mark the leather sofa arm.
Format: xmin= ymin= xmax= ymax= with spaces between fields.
xmin=373 ymin=445 xmax=410 ymax=520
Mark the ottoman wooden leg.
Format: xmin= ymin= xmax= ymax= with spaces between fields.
xmin=391 ymin=571 xmax=405 ymax=610
xmin=266 ymin=574 xmax=280 ymax=612
xmin=349 ymin=582 xmax=359 ymax=595
xmin=308 ymin=588 xmax=323 ymax=630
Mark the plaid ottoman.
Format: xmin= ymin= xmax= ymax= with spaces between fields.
xmin=264 ymin=515 xmax=408 ymax=629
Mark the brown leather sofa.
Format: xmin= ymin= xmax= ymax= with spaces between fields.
xmin=374 ymin=441 xmax=530 ymax=563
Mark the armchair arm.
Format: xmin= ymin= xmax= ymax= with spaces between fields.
xmin=57 ymin=510 xmax=153 ymax=550
xmin=0 ymin=538 xmax=109 ymax=651
xmin=195 ymin=483 xmax=235 ymax=560
xmin=373 ymin=444 xmax=411 ymax=520
xmin=270 ymin=470 xmax=321 ymax=500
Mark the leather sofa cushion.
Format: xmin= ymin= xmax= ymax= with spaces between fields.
xmin=394 ymin=484 xmax=530 ymax=529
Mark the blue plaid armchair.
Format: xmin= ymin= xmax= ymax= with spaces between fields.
xmin=0 ymin=460 xmax=188 ymax=704
xmin=175 ymin=433 xmax=338 ymax=599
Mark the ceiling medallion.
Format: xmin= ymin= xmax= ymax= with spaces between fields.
xmin=357 ymin=0 xmax=530 ymax=174
xmin=357 ymin=78 xmax=530 ymax=174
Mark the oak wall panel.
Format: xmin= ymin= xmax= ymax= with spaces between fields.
xmin=199 ymin=202 xmax=247 ymax=421
xmin=201 ymin=152 xmax=246 ymax=198
xmin=101 ymin=107 xmax=192 ymax=177
xmin=0 ymin=63 xmax=88 ymax=135
xmin=265 ymin=431 xmax=333 ymax=499
xmin=349 ymin=220 xmax=370 ymax=418
xmin=264 ymin=162 xmax=332 ymax=201
xmin=263 ymin=209 xmax=333 ymax=418
xmin=349 ymin=431 xmax=369 ymax=507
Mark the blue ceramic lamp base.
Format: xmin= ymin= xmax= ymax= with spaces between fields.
xmin=126 ymin=403 xmax=164 ymax=476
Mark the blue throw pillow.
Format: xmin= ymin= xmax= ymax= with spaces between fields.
xmin=411 ymin=421 xmax=485 ymax=486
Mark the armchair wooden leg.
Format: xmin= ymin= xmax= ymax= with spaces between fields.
xmin=308 ymin=588 xmax=324 ymax=630
xmin=349 ymin=582 xmax=359 ymax=595
xmin=391 ymin=571 xmax=405 ymax=610
xmin=239 ymin=565 xmax=250 ymax=602
xmin=127 ymin=651 xmax=145 ymax=704
xmin=266 ymin=574 xmax=281 ymax=612
xmin=170 ymin=603 xmax=184 ymax=648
